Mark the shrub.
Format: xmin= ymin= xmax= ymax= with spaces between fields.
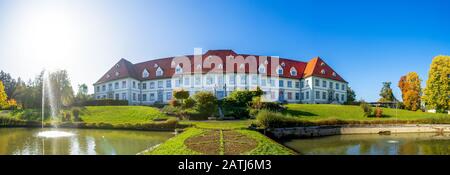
xmin=173 ymin=90 xmax=190 ymax=102
xmin=183 ymin=97 xmax=196 ymax=109
xmin=83 ymin=99 xmax=128 ymax=106
xmin=168 ymin=99 xmax=181 ymax=107
xmin=360 ymin=102 xmax=372 ymax=117
xmin=193 ymin=91 xmax=218 ymax=118
xmin=162 ymin=105 xmax=182 ymax=115
xmin=374 ymin=107 xmax=383 ymax=118
xmin=256 ymin=110 xmax=299 ymax=129
xmin=72 ymin=108 xmax=82 ymax=122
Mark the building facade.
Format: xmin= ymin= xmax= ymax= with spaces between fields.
xmin=93 ymin=50 xmax=348 ymax=105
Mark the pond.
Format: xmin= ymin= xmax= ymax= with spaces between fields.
xmin=283 ymin=133 xmax=450 ymax=155
xmin=0 ymin=128 xmax=174 ymax=155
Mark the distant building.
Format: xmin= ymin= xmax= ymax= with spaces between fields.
xmin=93 ymin=50 xmax=348 ymax=105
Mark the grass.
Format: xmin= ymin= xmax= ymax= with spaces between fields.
xmin=236 ymin=129 xmax=295 ymax=155
xmin=78 ymin=106 xmax=170 ymax=125
xmin=284 ymin=104 xmax=449 ymax=121
xmin=180 ymin=120 xmax=254 ymax=130
xmin=143 ymin=128 xmax=204 ymax=155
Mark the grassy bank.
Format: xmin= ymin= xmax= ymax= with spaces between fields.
xmin=285 ymin=104 xmax=448 ymax=122
xmin=77 ymin=106 xmax=169 ymax=124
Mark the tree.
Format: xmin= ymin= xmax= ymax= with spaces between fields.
xmin=423 ymin=55 xmax=450 ymax=112
xmin=48 ymin=70 xmax=75 ymax=108
xmin=346 ymin=86 xmax=356 ymax=103
xmin=74 ymin=84 xmax=90 ymax=105
xmin=398 ymin=72 xmax=422 ymax=111
xmin=193 ymin=91 xmax=218 ymax=117
xmin=0 ymin=81 xmax=8 ymax=108
xmin=378 ymin=82 xmax=396 ymax=102
xmin=173 ymin=89 xmax=190 ymax=104
xmin=0 ymin=71 xmax=17 ymax=99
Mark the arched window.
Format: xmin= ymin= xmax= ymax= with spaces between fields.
xmin=277 ymin=66 xmax=283 ymax=75
xmin=332 ymin=72 xmax=337 ymax=77
xmin=155 ymin=67 xmax=163 ymax=77
xmin=142 ymin=69 xmax=149 ymax=78
xmin=106 ymin=74 xmax=110 ymax=79
xmin=321 ymin=69 xmax=326 ymax=75
xmin=290 ymin=67 xmax=297 ymax=76
xmin=175 ymin=64 xmax=182 ymax=74
xmin=258 ymin=64 xmax=266 ymax=73
xmin=115 ymin=71 xmax=120 ymax=77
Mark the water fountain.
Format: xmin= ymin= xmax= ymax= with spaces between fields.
xmin=37 ymin=70 xmax=74 ymax=139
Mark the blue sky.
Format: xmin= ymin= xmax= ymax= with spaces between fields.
xmin=0 ymin=0 xmax=449 ymax=101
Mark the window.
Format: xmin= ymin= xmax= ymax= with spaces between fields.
xmin=269 ymin=79 xmax=275 ymax=87
xmin=306 ymin=80 xmax=309 ymax=87
xmin=158 ymin=81 xmax=163 ymax=88
xmin=321 ymin=69 xmax=326 ymax=74
xmin=229 ymin=75 xmax=235 ymax=85
xmin=336 ymin=93 xmax=339 ymax=101
xmin=108 ymin=84 xmax=112 ymax=91
xmin=175 ymin=78 xmax=181 ymax=87
xmin=217 ymin=64 xmax=223 ymax=69
xmin=122 ymin=93 xmax=126 ymax=100
xmin=195 ymin=75 xmax=201 ymax=85
xmin=102 ymin=85 xmax=106 ymax=91
xmin=133 ymin=81 xmax=136 ymax=88
xmin=261 ymin=78 xmax=267 ymax=86
xmin=295 ymin=93 xmax=300 ymax=100
xmin=341 ymin=94 xmax=345 ymax=102
xmin=218 ymin=76 xmax=224 ymax=86
xmin=96 ymin=86 xmax=100 ymax=92
xmin=166 ymin=80 xmax=171 ymax=88
xmin=287 ymin=81 xmax=292 ymax=88
xmin=133 ymin=93 xmax=136 ymax=101
xmin=166 ymin=92 xmax=172 ymax=100
xmin=149 ymin=82 xmax=155 ymax=89
xmin=184 ymin=77 xmax=190 ymax=86
xmin=156 ymin=67 xmax=163 ymax=76
xmin=295 ymin=82 xmax=300 ymax=88
xmin=279 ymin=80 xmax=284 ymax=87
xmin=142 ymin=82 xmax=147 ymax=90
xmin=142 ymin=69 xmax=149 ymax=78
xmin=316 ymin=91 xmax=320 ymax=99
xmin=277 ymin=66 xmax=283 ymax=75
xmin=287 ymin=92 xmax=292 ymax=100
xmin=322 ymin=92 xmax=327 ymax=100
xmin=115 ymin=71 xmax=119 ymax=77
xmin=290 ymin=67 xmax=297 ymax=76
xmin=300 ymin=81 xmax=304 ymax=88
xmin=138 ymin=94 xmax=141 ymax=101
xmin=306 ymin=91 xmax=309 ymax=99
xmin=175 ymin=64 xmax=182 ymax=74
xmin=240 ymin=75 xmax=246 ymax=85
xmin=300 ymin=92 xmax=304 ymax=100
xmin=336 ymin=83 xmax=339 ymax=90
xmin=322 ymin=80 xmax=327 ymax=88
xmin=206 ymin=76 xmax=214 ymax=85
xmin=115 ymin=82 xmax=119 ymax=89
xmin=115 ymin=94 xmax=119 ymax=100
xmin=315 ymin=79 xmax=320 ymax=87
xmin=258 ymin=64 xmax=266 ymax=73
xmin=143 ymin=94 xmax=147 ymax=101
xmin=150 ymin=93 xmax=155 ymax=101
xmin=122 ymin=81 xmax=126 ymax=88
xmin=329 ymin=82 xmax=333 ymax=89
xmin=332 ymin=72 xmax=337 ymax=77
xmin=138 ymin=83 xmax=141 ymax=89
xmin=251 ymin=75 xmax=258 ymax=85
xmin=341 ymin=84 xmax=345 ymax=90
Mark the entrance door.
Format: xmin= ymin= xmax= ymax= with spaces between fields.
xmin=279 ymin=91 xmax=284 ymax=102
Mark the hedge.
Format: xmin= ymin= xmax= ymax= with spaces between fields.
xmin=83 ymin=99 xmax=128 ymax=106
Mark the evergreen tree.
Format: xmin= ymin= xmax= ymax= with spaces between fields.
xmin=378 ymin=82 xmax=396 ymax=102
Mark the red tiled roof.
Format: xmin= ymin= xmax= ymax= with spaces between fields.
xmin=94 ymin=50 xmax=346 ymax=84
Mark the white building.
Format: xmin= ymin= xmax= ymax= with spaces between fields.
xmin=93 ymin=50 xmax=348 ymax=105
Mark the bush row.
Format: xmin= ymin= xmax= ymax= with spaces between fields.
xmin=55 ymin=118 xmax=188 ymax=131
xmin=83 ymin=100 xmax=128 ymax=106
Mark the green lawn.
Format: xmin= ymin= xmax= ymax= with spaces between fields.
xmin=180 ymin=120 xmax=254 ymax=130
xmin=284 ymin=104 xmax=448 ymax=121
xmin=78 ymin=106 xmax=170 ymax=125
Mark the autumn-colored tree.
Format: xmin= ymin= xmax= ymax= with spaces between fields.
xmin=398 ymin=72 xmax=422 ymax=111
xmin=0 ymin=81 xmax=9 ymax=109
xmin=423 ymin=55 xmax=450 ymax=113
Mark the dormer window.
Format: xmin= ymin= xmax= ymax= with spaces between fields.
xmin=290 ymin=67 xmax=297 ymax=76
xmin=175 ymin=64 xmax=182 ymax=74
xmin=142 ymin=69 xmax=149 ymax=78
xmin=258 ymin=64 xmax=266 ymax=73
xmin=154 ymin=64 xmax=158 ymax=68
xmin=115 ymin=71 xmax=120 ymax=77
xmin=321 ymin=62 xmax=325 ymax=66
xmin=171 ymin=61 xmax=176 ymax=67
xmin=321 ymin=69 xmax=326 ymax=75
xmin=156 ymin=67 xmax=163 ymax=77
xmin=277 ymin=66 xmax=283 ymax=75
xmin=281 ymin=62 xmax=286 ymax=67
xmin=332 ymin=72 xmax=337 ymax=77
xmin=106 ymin=74 xmax=110 ymax=79
xmin=115 ymin=64 xmax=120 ymax=68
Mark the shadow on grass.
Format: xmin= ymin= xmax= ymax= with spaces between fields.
xmin=284 ymin=110 xmax=318 ymax=117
